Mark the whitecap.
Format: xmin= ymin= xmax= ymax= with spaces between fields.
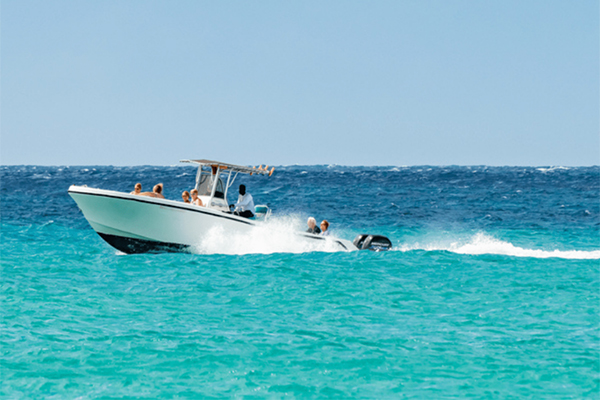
xmin=537 ymin=166 xmax=570 ymax=173
xmin=260 ymin=186 xmax=282 ymax=194
xmin=32 ymin=174 xmax=51 ymax=179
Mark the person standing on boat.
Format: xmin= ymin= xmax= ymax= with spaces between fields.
xmin=233 ymin=184 xmax=255 ymax=218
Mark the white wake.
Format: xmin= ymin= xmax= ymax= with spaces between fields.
xmin=398 ymin=232 xmax=600 ymax=260
xmin=190 ymin=216 xmax=348 ymax=255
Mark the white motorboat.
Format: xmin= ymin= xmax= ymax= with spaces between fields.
xmin=69 ymin=159 xmax=383 ymax=254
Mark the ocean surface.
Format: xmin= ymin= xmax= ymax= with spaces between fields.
xmin=1 ymin=165 xmax=599 ymax=398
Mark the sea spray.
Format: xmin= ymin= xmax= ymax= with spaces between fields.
xmin=398 ymin=232 xmax=600 ymax=259
xmin=191 ymin=215 xmax=349 ymax=255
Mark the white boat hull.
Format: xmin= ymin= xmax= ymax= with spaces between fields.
xmin=69 ymin=185 xmax=356 ymax=254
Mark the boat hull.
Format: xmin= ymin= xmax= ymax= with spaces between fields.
xmin=97 ymin=232 xmax=189 ymax=254
xmin=69 ymin=186 xmax=258 ymax=253
xmin=69 ymin=186 xmax=356 ymax=254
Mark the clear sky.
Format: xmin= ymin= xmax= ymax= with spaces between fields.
xmin=1 ymin=1 xmax=598 ymax=166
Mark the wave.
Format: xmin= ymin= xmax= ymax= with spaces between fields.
xmin=398 ymin=232 xmax=600 ymax=260
xmin=536 ymin=166 xmax=570 ymax=173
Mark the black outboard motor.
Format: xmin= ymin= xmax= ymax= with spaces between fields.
xmin=353 ymin=234 xmax=393 ymax=251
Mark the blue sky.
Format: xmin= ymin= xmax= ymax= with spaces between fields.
xmin=2 ymin=1 xmax=598 ymax=166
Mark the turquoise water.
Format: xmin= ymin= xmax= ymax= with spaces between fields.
xmin=2 ymin=165 xmax=599 ymax=397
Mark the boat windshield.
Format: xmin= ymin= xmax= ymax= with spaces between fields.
xmin=197 ymin=173 xmax=225 ymax=199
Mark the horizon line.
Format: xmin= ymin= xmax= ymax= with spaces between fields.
xmin=1 ymin=163 xmax=599 ymax=168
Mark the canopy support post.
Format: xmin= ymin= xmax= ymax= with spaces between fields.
xmin=208 ymin=167 xmax=221 ymax=208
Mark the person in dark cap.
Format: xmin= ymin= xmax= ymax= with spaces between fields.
xmin=233 ymin=184 xmax=255 ymax=218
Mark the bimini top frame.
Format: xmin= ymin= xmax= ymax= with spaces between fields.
xmin=180 ymin=159 xmax=275 ymax=176
xmin=180 ymin=159 xmax=275 ymax=210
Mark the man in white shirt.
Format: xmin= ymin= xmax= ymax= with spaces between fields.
xmin=233 ymin=184 xmax=255 ymax=218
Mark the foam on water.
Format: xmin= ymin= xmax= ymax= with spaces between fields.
xmin=400 ymin=232 xmax=600 ymax=259
xmin=191 ymin=215 xmax=349 ymax=255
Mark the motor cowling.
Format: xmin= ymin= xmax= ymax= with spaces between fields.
xmin=353 ymin=234 xmax=393 ymax=251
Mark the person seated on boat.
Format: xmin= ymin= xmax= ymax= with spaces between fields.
xmin=153 ymin=183 xmax=165 ymax=199
xmin=306 ymin=217 xmax=321 ymax=234
xmin=181 ymin=190 xmax=191 ymax=204
xmin=190 ymin=189 xmax=204 ymax=206
xmin=139 ymin=189 xmax=157 ymax=197
xmin=320 ymin=220 xmax=330 ymax=236
xmin=130 ymin=183 xmax=142 ymax=195
xmin=233 ymin=184 xmax=255 ymax=218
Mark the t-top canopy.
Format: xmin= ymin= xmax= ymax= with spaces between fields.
xmin=180 ymin=159 xmax=275 ymax=176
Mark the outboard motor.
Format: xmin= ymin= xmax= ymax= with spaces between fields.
xmin=353 ymin=234 xmax=393 ymax=251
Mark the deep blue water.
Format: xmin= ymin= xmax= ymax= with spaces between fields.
xmin=1 ymin=165 xmax=599 ymax=398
